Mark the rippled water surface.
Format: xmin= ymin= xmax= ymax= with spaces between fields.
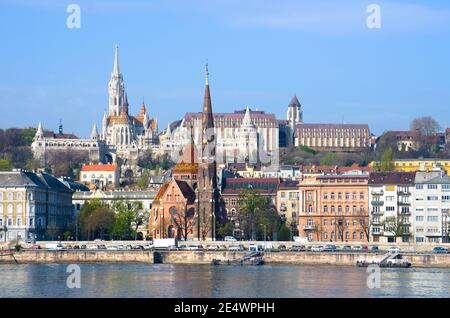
xmin=0 ymin=264 xmax=449 ymax=298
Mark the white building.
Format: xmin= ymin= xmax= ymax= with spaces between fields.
xmin=368 ymin=172 xmax=415 ymax=243
xmin=0 ymin=171 xmax=73 ymax=242
xmin=413 ymin=171 xmax=450 ymax=243
xmin=161 ymin=107 xmax=276 ymax=165
xmin=80 ymin=163 xmax=120 ymax=189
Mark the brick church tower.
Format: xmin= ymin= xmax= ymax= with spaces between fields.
xmin=195 ymin=65 xmax=220 ymax=240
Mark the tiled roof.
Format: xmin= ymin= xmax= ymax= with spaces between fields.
xmin=0 ymin=171 xmax=72 ymax=193
xmin=81 ymin=164 xmax=118 ymax=172
xmin=368 ymin=172 xmax=416 ymax=185
xmin=296 ymin=123 xmax=369 ymax=129
xmin=43 ymin=131 xmax=79 ymax=139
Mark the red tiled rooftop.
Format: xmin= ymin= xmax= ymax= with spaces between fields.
xmin=81 ymin=164 xmax=118 ymax=172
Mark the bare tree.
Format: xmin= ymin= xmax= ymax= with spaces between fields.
xmin=170 ymin=204 xmax=195 ymax=240
xmin=410 ymin=116 xmax=441 ymax=136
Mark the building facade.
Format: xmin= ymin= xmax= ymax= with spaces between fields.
xmin=0 ymin=171 xmax=73 ymax=242
xmin=277 ymin=180 xmax=300 ymax=237
xmin=295 ymin=123 xmax=371 ymax=152
xmin=413 ymin=171 xmax=450 ymax=243
xmin=80 ymin=163 xmax=120 ymax=189
xmin=160 ymin=108 xmax=279 ymax=166
xmin=368 ymin=172 xmax=415 ymax=243
xmin=298 ymin=175 xmax=369 ymax=243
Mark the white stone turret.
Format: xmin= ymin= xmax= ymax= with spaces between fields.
xmin=90 ymin=123 xmax=99 ymax=140
xmin=35 ymin=121 xmax=44 ymax=140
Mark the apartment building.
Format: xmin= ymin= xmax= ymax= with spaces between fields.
xmin=413 ymin=171 xmax=450 ymax=243
xmin=298 ymin=175 xmax=369 ymax=242
xmin=368 ymin=172 xmax=416 ymax=243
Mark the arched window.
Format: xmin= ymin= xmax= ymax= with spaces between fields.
xmin=17 ymin=204 xmax=23 ymax=214
xmin=8 ymin=192 xmax=13 ymax=201
xmin=17 ymin=193 xmax=22 ymax=200
xmin=7 ymin=204 xmax=13 ymax=215
xmin=353 ymin=232 xmax=357 ymax=239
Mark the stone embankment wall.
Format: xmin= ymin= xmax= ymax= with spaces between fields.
xmin=1 ymin=250 xmax=450 ymax=267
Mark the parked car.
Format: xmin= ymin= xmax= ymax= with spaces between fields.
xmin=361 ymin=246 xmax=369 ymax=251
xmin=224 ymin=236 xmax=237 ymax=242
xmin=106 ymin=246 xmax=117 ymax=251
xmin=371 ymin=246 xmax=379 ymax=252
xmin=80 ymin=245 xmax=87 ymax=250
xmin=342 ymin=245 xmax=352 ymax=251
xmin=289 ymin=245 xmax=306 ymax=252
xmin=31 ymin=244 xmax=41 ymax=250
xmin=228 ymin=245 xmax=245 ymax=251
xmin=132 ymin=245 xmax=144 ymax=250
xmin=352 ymin=246 xmax=362 ymax=251
xmin=433 ymin=247 xmax=448 ymax=254
xmin=116 ymin=245 xmax=124 ymax=250
xmin=125 ymin=245 xmax=133 ymax=250
xmin=324 ymin=245 xmax=337 ymax=252
xmin=249 ymin=244 xmax=264 ymax=252
xmin=311 ymin=246 xmax=324 ymax=252
xmin=388 ymin=246 xmax=401 ymax=254
xmin=277 ymin=245 xmax=287 ymax=251
xmin=143 ymin=244 xmax=154 ymax=250
xmin=206 ymin=245 xmax=220 ymax=250
xmin=185 ymin=245 xmax=201 ymax=250
xmin=97 ymin=245 xmax=107 ymax=250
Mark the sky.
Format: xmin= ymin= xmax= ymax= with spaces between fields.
xmin=0 ymin=0 xmax=449 ymax=137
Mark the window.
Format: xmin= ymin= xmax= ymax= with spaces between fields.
xmin=331 ymin=206 xmax=335 ymax=213
xmin=443 ymin=196 xmax=450 ymax=201
xmin=427 ymin=196 xmax=439 ymax=201
xmin=324 ymin=232 xmax=328 ymax=239
xmin=307 ymin=205 xmax=313 ymax=213
xmin=338 ymin=193 xmax=342 ymax=200
xmin=338 ymin=206 xmax=342 ymax=213
xmin=307 ymin=193 xmax=313 ymax=200
xmin=0 ymin=193 xmax=2 ymax=200
xmin=427 ymin=184 xmax=438 ymax=190
xmin=324 ymin=220 xmax=329 ymax=226
xmin=17 ymin=218 xmax=22 ymax=226
xmin=7 ymin=218 xmax=12 ymax=226
xmin=442 ymin=184 xmax=450 ymax=190
xmin=353 ymin=232 xmax=357 ymax=239
xmin=345 ymin=232 xmax=350 ymax=239
xmin=29 ymin=218 xmax=33 ymax=227
xmin=323 ymin=192 xmax=328 ymax=200
xmin=352 ymin=192 xmax=357 ymax=200
xmin=416 ymin=216 xmax=424 ymax=222
xmin=416 ymin=184 xmax=424 ymax=190
xmin=360 ymin=192 xmax=364 ymax=200
xmin=345 ymin=205 xmax=350 ymax=213
xmin=7 ymin=192 xmax=13 ymax=200
xmin=324 ymin=205 xmax=328 ymax=213
xmin=17 ymin=193 xmax=22 ymax=200
xmin=360 ymin=205 xmax=364 ymax=213
xmin=281 ymin=192 xmax=286 ymax=199
xmin=353 ymin=220 xmax=357 ymax=226
xmin=345 ymin=193 xmax=350 ymax=200
xmin=0 ymin=219 xmax=2 ymax=226
xmin=331 ymin=192 xmax=335 ymax=200
xmin=416 ymin=237 xmax=424 ymax=243
xmin=427 ymin=216 xmax=439 ymax=222
xmin=386 ymin=206 xmax=395 ymax=212
xmin=360 ymin=232 xmax=364 ymax=240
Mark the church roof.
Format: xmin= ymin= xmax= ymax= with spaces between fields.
xmin=288 ymin=95 xmax=301 ymax=107
xmin=81 ymin=164 xmax=118 ymax=172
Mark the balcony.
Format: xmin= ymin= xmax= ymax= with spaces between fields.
xmin=371 ymin=190 xmax=384 ymax=196
xmin=372 ymin=220 xmax=382 ymax=225
xmin=399 ymin=210 xmax=411 ymax=215
xmin=398 ymin=191 xmax=411 ymax=196
xmin=398 ymin=201 xmax=411 ymax=206
xmin=371 ymin=210 xmax=384 ymax=215
xmin=303 ymin=224 xmax=316 ymax=230
xmin=371 ymin=201 xmax=384 ymax=206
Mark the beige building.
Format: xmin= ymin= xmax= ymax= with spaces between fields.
xmin=0 ymin=171 xmax=73 ymax=242
xmin=295 ymin=123 xmax=370 ymax=152
xmin=277 ymin=180 xmax=301 ymax=237
xmin=80 ymin=163 xmax=120 ymax=189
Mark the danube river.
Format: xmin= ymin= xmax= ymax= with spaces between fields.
xmin=0 ymin=264 xmax=449 ymax=298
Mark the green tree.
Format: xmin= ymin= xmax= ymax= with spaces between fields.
xmin=319 ymin=152 xmax=338 ymax=166
xmin=216 ymin=221 xmax=234 ymax=239
xmin=238 ymin=188 xmax=280 ymax=240
xmin=91 ymin=207 xmax=116 ymax=240
xmin=277 ymin=224 xmax=291 ymax=241
xmin=380 ymin=147 xmax=395 ymax=172
xmin=0 ymin=159 xmax=12 ymax=171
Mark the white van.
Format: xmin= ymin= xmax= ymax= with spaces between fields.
xmin=45 ymin=243 xmax=64 ymax=250
xmin=224 ymin=236 xmax=237 ymax=241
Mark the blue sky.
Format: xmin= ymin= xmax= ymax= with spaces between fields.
xmin=0 ymin=0 xmax=449 ymax=137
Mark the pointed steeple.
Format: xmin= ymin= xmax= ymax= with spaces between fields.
xmin=36 ymin=121 xmax=44 ymax=139
xmin=140 ymin=98 xmax=147 ymax=115
xmin=242 ymin=106 xmax=253 ymax=126
xmin=58 ymin=119 xmax=63 ymax=135
xmin=113 ymin=45 xmax=120 ymax=75
xmin=90 ymin=123 xmax=99 ymax=140
xmin=288 ymin=94 xmax=301 ymax=107
xmin=202 ymin=63 xmax=214 ymax=132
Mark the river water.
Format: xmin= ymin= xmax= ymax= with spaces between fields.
xmin=0 ymin=264 xmax=449 ymax=298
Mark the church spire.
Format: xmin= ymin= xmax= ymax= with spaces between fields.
xmin=90 ymin=123 xmax=99 ymax=140
xmin=113 ymin=45 xmax=120 ymax=75
xmin=36 ymin=121 xmax=44 ymax=139
xmin=242 ymin=106 xmax=253 ymax=127
xmin=202 ymin=64 xmax=214 ymax=132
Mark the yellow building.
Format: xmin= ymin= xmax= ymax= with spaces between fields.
xmin=369 ymin=159 xmax=450 ymax=175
